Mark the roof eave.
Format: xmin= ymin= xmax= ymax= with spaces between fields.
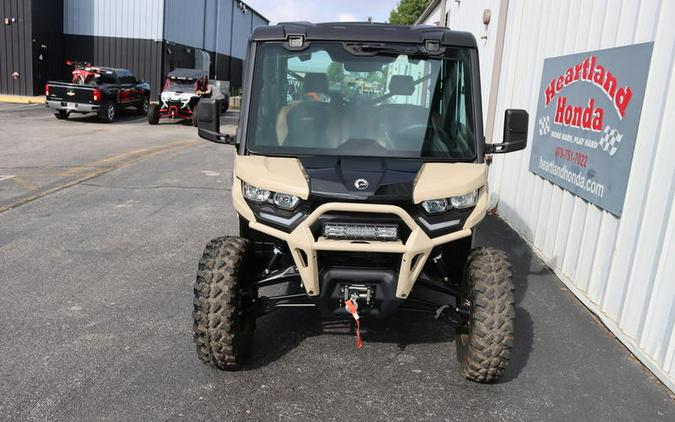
xmin=416 ymin=0 xmax=442 ymax=25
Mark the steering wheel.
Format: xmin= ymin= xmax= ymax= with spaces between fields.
xmin=387 ymin=123 xmax=454 ymax=153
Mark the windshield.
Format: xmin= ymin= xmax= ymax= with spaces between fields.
xmin=164 ymin=79 xmax=197 ymax=93
xmin=247 ymin=42 xmax=476 ymax=160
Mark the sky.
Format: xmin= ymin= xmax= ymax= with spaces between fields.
xmin=244 ymin=0 xmax=400 ymax=24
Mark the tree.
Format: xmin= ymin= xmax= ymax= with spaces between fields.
xmin=389 ymin=0 xmax=429 ymax=25
xmin=326 ymin=62 xmax=345 ymax=84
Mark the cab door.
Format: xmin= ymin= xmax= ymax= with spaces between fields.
xmin=127 ymin=72 xmax=144 ymax=104
xmin=117 ymin=70 xmax=134 ymax=104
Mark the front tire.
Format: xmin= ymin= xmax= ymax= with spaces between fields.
xmin=147 ymin=103 xmax=160 ymax=125
xmin=456 ymin=247 xmax=514 ymax=383
xmin=137 ymin=96 xmax=149 ymax=115
xmin=192 ymin=236 xmax=256 ymax=370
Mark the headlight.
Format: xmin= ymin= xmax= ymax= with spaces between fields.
xmin=450 ymin=190 xmax=477 ymax=209
xmin=242 ymin=181 xmax=301 ymax=210
xmin=421 ymin=190 xmax=478 ymax=214
xmin=273 ymin=192 xmax=300 ymax=210
xmin=421 ymin=198 xmax=448 ymax=214
xmin=243 ymin=182 xmax=270 ymax=203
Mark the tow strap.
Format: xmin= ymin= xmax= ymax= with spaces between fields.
xmin=344 ymin=298 xmax=363 ymax=349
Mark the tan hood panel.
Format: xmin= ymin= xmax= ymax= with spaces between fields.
xmin=234 ymin=155 xmax=310 ymax=199
xmin=413 ymin=163 xmax=487 ymax=203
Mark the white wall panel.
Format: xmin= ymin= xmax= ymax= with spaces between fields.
xmin=422 ymin=0 xmax=674 ymax=391
xmin=64 ymin=0 xmax=164 ymax=40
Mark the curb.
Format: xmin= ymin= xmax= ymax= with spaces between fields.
xmin=0 ymin=95 xmax=45 ymax=104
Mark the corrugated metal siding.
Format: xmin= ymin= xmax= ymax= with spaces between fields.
xmin=230 ymin=1 xmax=252 ymax=59
xmin=163 ymin=0 xmax=206 ymax=48
xmin=211 ymin=0 xmax=233 ymax=55
xmin=251 ymin=13 xmax=267 ymax=33
xmin=64 ymin=34 xmax=164 ymax=97
xmin=425 ymin=0 xmax=674 ymax=391
xmin=164 ymin=0 xmax=266 ymax=57
xmin=0 ymin=0 xmax=33 ymax=95
xmin=63 ymin=0 xmax=164 ymax=40
xmin=445 ymin=0 xmax=504 ymax=129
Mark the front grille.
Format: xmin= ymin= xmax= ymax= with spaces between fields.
xmin=319 ymin=251 xmax=400 ymax=269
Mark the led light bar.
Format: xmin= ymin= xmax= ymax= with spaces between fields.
xmin=323 ymin=223 xmax=398 ymax=241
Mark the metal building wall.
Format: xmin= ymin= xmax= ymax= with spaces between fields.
xmin=163 ymin=0 xmax=206 ymax=48
xmin=164 ymin=0 xmax=267 ymax=57
xmin=63 ymin=0 xmax=164 ymax=40
xmin=62 ymin=0 xmax=165 ymax=96
xmin=162 ymin=0 xmax=267 ymax=88
xmin=436 ymin=0 xmax=674 ymax=391
xmin=0 ymin=0 xmax=33 ymax=95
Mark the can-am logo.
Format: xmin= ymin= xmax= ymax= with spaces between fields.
xmin=543 ymin=55 xmax=633 ymax=132
xmin=354 ymin=178 xmax=369 ymax=190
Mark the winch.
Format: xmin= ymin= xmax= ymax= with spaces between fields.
xmin=341 ymin=284 xmax=375 ymax=306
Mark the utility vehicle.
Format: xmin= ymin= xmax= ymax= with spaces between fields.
xmin=45 ymin=65 xmax=150 ymax=122
xmin=148 ymin=68 xmax=228 ymax=126
xmin=193 ymin=22 xmax=528 ymax=382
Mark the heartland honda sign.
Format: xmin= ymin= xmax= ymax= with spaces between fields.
xmin=529 ymin=43 xmax=653 ymax=216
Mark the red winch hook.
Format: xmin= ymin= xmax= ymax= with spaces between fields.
xmin=344 ymin=298 xmax=363 ymax=349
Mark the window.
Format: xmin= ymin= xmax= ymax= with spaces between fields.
xmin=246 ymin=42 xmax=476 ymax=160
xmin=93 ymin=72 xmax=117 ymax=85
xmin=118 ymin=71 xmax=136 ymax=84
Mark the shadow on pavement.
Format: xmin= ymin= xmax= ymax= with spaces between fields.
xmin=245 ymin=215 xmax=534 ymax=383
xmin=59 ymin=109 xmax=148 ymax=124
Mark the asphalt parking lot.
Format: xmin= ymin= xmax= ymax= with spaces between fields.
xmin=0 ymin=103 xmax=673 ymax=421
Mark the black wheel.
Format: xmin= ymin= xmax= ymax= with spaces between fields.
xmin=456 ymin=247 xmax=514 ymax=383
xmin=191 ymin=108 xmax=199 ymax=127
xmin=193 ymin=236 xmax=256 ymax=370
xmin=99 ymin=101 xmax=116 ymax=123
xmin=147 ymin=103 xmax=160 ymax=125
xmin=54 ymin=110 xmax=69 ymax=120
xmin=137 ymin=96 xmax=149 ymax=115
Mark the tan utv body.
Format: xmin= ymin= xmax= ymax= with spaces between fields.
xmin=192 ymin=22 xmax=528 ymax=383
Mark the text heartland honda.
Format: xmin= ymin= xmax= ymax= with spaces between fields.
xmin=192 ymin=22 xmax=528 ymax=383
xmin=545 ymin=55 xmax=633 ymax=131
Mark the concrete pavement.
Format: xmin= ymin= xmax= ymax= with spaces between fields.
xmin=0 ymin=105 xmax=673 ymax=421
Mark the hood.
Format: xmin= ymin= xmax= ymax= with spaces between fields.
xmin=161 ymin=91 xmax=196 ymax=103
xmin=299 ymin=157 xmax=423 ymax=202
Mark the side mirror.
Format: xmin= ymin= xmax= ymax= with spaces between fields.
xmin=197 ymin=98 xmax=235 ymax=145
xmin=486 ymin=109 xmax=528 ymax=154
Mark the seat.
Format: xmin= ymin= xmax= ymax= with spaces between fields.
xmin=376 ymin=75 xmax=430 ymax=152
xmin=283 ymin=73 xmax=339 ymax=148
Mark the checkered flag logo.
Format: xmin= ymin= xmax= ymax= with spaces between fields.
xmin=538 ymin=116 xmax=550 ymax=135
xmin=598 ymin=125 xmax=623 ymax=156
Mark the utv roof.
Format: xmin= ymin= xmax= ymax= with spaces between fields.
xmin=250 ymin=22 xmax=477 ymax=48
xmin=167 ymin=68 xmax=208 ymax=80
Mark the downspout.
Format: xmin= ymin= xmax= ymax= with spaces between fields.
xmin=228 ymin=0 xmax=235 ymax=82
xmin=214 ymin=0 xmax=221 ymax=79
xmin=485 ymin=0 xmax=509 ymax=210
xmin=485 ymin=0 xmax=509 ymax=144
xmin=439 ymin=0 xmax=447 ymax=27
xmin=159 ymin=0 xmax=167 ymax=98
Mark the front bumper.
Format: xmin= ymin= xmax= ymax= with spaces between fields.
xmin=45 ymin=100 xmax=99 ymax=113
xmin=246 ymin=201 xmax=476 ymax=299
